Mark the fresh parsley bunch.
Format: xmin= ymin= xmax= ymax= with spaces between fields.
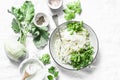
xmin=47 ymin=66 xmax=59 ymax=80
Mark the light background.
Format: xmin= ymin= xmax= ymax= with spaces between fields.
xmin=0 ymin=0 xmax=120 ymax=80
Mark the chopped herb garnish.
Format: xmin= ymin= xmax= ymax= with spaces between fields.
xmin=48 ymin=66 xmax=59 ymax=77
xmin=67 ymin=21 xmax=83 ymax=34
xmin=70 ymin=44 xmax=94 ymax=70
xmin=39 ymin=54 xmax=50 ymax=65
xmin=47 ymin=75 xmax=54 ymax=80
xmin=63 ymin=0 xmax=82 ymax=20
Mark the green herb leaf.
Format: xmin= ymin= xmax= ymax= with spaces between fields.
xmin=40 ymin=54 xmax=50 ymax=65
xmin=47 ymin=75 xmax=54 ymax=80
xmin=54 ymin=71 xmax=59 ymax=77
xmin=70 ymin=44 xmax=94 ymax=70
xmin=48 ymin=66 xmax=55 ymax=74
xmin=64 ymin=12 xmax=75 ymax=20
xmin=67 ymin=0 xmax=82 ymax=14
xmin=67 ymin=21 xmax=83 ymax=34
xmin=63 ymin=0 xmax=82 ymax=20
xmin=48 ymin=66 xmax=59 ymax=77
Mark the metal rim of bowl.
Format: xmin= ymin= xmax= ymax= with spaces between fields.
xmin=49 ymin=21 xmax=99 ymax=71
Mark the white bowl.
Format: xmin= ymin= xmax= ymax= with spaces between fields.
xmin=49 ymin=21 xmax=99 ymax=70
xmin=19 ymin=58 xmax=45 ymax=80
xmin=34 ymin=13 xmax=49 ymax=27
xmin=48 ymin=0 xmax=63 ymax=9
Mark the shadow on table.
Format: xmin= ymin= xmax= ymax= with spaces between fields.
xmin=7 ymin=53 xmax=29 ymax=67
xmin=56 ymin=51 xmax=101 ymax=79
xmin=50 ymin=5 xmax=64 ymax=16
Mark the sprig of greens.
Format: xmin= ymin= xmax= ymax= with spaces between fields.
xmin=67 ymin=21 xmax=83 ymax=34
xmin=63 ymin=0 xmax=82 ymax=20
xmin=70 ymin=44 xmax=94 ymax=70
xmin=39 ymin=54 xmax=50 ymax=65
xmin=48 ymin=66 xmax=59 ymax=78
xmin=47 ymin=75 xmax=54 ymax=80
xmin=8 ymin=1 xmax=34 ymax=45
xmin=8 ymin=1 xmax=49 ymax=48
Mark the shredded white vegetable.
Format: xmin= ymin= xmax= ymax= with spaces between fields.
xmin=54 ymin=28 xmax=90 ymax=63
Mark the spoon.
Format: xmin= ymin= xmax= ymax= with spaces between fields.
xmin=22 ymin=64 xmax=38 ymax=80
xmin=52 ymin=14 xmax=62 ymax=42
xmin=22 ymin=71 xmax=30 ymax=80
xmin=50 ymin=6 xmax=64 ymax=54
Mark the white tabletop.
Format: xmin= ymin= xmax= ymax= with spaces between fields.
xmin=0 ymin=0 xmax=120 ymax=80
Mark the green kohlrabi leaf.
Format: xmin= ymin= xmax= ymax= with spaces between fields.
xmin=8 ymin=1 xmax=35 ymax=45
xmin=18 ymin=30 xmax=27 ymax=45
xmin=33 ymin=29 xmax=49 ymax=49
xmin=12 ymin=18 xmax=20 ymax=33
xmin=31 ymin=24 xmax=49 ymax=49
xmin=10 ymin=7 xmax=24 ymax=22
xmin=8 ymin=1 xmax=50 ymax=49
xmin=8 ymin=1 xmax=34 ymax=23
xmin=20 ymin=1 xmax=34 ymax=23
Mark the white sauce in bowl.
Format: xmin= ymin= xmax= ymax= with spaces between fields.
xmin=19 ymin=59 xmax=45 ymax=80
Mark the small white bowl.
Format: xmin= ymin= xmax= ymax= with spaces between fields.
xmin=34 ymin=13 xmax=49 ymax=27
xmin=19 ymin=58 xmax=45 ymax=80
xmin=48 ymin=0 xmax=63 ymax=9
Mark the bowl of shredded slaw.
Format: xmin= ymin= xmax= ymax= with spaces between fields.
xmin=49 ymin=21 xmax=99 ymax=70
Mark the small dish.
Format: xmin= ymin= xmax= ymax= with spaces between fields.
xmin=34 ymin=13 xmax=49 ymax=28
xmin=48 ymin=0 xmax=63 ymax=9
xmin=19 ymin=58 xmax=45 ymax=80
